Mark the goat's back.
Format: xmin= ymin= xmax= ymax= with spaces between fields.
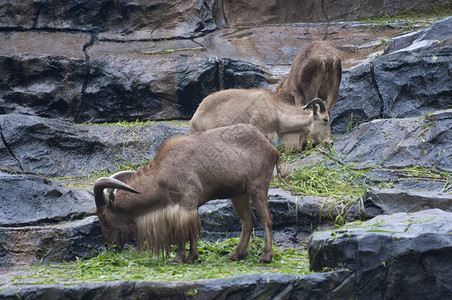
xmin=275 ymin=40 xmax=342 ymax=111
xmin=137 ymin=124 xmax=279 ymax=202
xmin=190 ymin=89 xmax=277 ymax=133
xmin=160 ymin=123 xmax=277 ymax=171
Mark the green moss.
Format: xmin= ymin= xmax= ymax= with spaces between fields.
xmin=137 ymin=47 xmax=205 ymax=56
xmin=80 ymin=119 xmax=189 ymax=128
xmin=10 ymin=238 xmax=309 ymax=286
xmin=276 ymin=146 xmax=376 ymax=199
xmin=358 ymin=2 xmax=452 ymax=26
xmin=395 ymin=166 xmax=452 ymax=193
xmin=285 ymin=163 xmax=370 ymax=198
xmin=53 ymin=160 xmax=149 ymax=190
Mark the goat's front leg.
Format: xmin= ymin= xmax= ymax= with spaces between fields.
xmin=184 ymin=234 xmax=199 ymax=264
xmin=172 ymin=242 xmax=186 ymax=263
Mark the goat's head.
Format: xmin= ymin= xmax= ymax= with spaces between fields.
xmin=303 ymin=98 xmax=333 ymax=147
xmin=93 ymin=172 xmax=139 ymax=249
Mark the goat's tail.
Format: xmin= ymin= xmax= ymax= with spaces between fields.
xmin=276 ymin=159 xmax=299 ymax=191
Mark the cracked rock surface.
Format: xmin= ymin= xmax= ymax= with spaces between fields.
xmin=0 ymin=1 xmax=451 ymax=298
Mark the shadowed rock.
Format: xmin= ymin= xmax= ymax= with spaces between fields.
xmin=0 ymin=0 xmax=216 ymax=37
xmin=214 ymin=0 xmax=439 ymax=25
xmin=0 ymin=271 xmax=354 ymax=299
xmin=0 ymin=216 xmax=102 ymax=268
xmin=0 ymin=173 xmax=94 ymax=227
xmin=333 ymin=110 xmax=452 ymax=172
xmin=309 ymin=209 xmax=452 ymax=299
xmin=331 ymin=17 xmax=452 ymax=134
xmin=0 ymin=114 xmax=189 ymax=177
xmin=364 ymin=188 xmax=452 ymax=217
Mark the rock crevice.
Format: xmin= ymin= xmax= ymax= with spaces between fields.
xmin=0 ymin=123 xmax=23 ymax=173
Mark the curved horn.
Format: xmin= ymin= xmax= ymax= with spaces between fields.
xmin=303 ymin=98 xmax=327 ymax=113
xmin=110 ymin=171 xmax=137 ymax=183
xmin=106 ymin=171 xmax=137 ymax=195
xmin=93 ymin=177 xmax=139 ymax=208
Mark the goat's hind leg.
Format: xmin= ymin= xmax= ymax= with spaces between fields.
xmin=229 ymin=193 xmax=256 ymax=261
xmin=250 ymin=190 xmax=274 ymax=263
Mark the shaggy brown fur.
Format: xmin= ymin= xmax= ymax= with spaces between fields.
xmin=136 ymin=205 xmax=201 ymax=256
xmin=275 ymin=40 xmax=342 ymax=114
xmin=190 ymin=89 xmax=332 ymax=153
xmin=94 ymin=124 xmax=279 ymax=264
xmin=274 ymin=40 xmax=341 ymax=149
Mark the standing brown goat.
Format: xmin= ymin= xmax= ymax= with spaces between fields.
xmin=275 ymin=40 xmax=341 ymax=149
xmin=275 ymin=40 xmax=342 ymax=114
xmin=93 ymin=124 xmax=279 ymax=264
xmin=190 ymin=89 xmax=333 ymax=152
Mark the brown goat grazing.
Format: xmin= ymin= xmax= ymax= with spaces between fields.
xmin=275 ymin=40 xmax=342 ymax=115
xmin=190 ymin=88 xmax=333 ymax=152
xmin=93 ymin=124 xmax=279 ymax=264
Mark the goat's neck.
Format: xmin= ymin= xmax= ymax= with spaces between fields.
xmin=276 ymin=104 xmax=312 ymax=134
xmin=115 ymin=175 xmax=162 ymax=213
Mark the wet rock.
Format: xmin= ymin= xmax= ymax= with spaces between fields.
xmin=321 ymin=0 xmax=437 ymax=23
xmin=0 ymin=216 xmax=102 ymax=268
xmin=331 ymin=16 xmax=452 ymax=134
xmin=309 ymin=209 xmax=452 ymax=299
xmin=0 ymin=31 xmax=90 ymax=120
xmin=0 ymin=134 xmax=20 ymax=174
xmin=331 ymin=62 xmax=383 ymax=134
xmin=364 ymin=188 xmax=452 ymax=217
xmin=0 ymin=270 xmax=354 ymax=299
xmin=80 ymin=49 xmax=220 ymax=122
xmin=82 ymin=38 xmax=221 ymax=122
xmin=199 ymin=188 xmax=363 ymax=248
xmin=199 ymin=22 xmax=404 ymax=72
xmin=0 ymin=32 xmax=221 ymax=122
xmin=222 ymin=58 xmax=274 ymax=90
xmin=0 ymin=173 xmax=94 ymax=227
xmin=333 ymin=109 xmax=452 ymax=172
xmin=363 ymin=168 xmax=448 ymax=192
xmin=374 ymin=17 xmax=452 ymax=119
xmin=214 ymin=0 xmax=435 ymax=25
xmin=0 ymin=114 xmax=189 ymax=177
xmin=0 ymin=0 xmax=216 ymax=38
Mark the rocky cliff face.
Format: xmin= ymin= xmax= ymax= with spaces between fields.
xmin=214 ymin=0 xmax=440 ymax=25
xmin=0 ymin=1 xmax=451 ymax=298
xmin=2 ymin=0 xmax=445 ymax=123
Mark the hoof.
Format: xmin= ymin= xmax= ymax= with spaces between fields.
xmin=259 ymin=254 xmax=273 ymax=263
xmin=184 ymin=256 xmax=196 ymax=264
xmin=172 ymin=255 xmax=185 ymax=264
xmin=228 ymin=252 xmax=246 ymax=261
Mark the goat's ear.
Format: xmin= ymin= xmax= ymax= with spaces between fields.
xmin=109 ymin=190 xmax=115 ymax=205
xmin=312 ymin=103 xmax=319 ymax=116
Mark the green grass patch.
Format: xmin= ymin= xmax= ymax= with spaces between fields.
xmin=274 ymin=145 xmax=378 ymax=226
xmin=394 ymin=165 xmax=452 ymax=193
xmin=358 ymin=2 xmax=452 ymax=28
xmin=274 ymin=145 xmax=452 ymax=225
xmin=137 ymin=47 xmax=205 ymax=56
xmin=53 ymin=160 xmax=149 ymax=190
xmin=284 ymin=163 xmax=371 ymax=198
xmin=85 ymin=160 xmax=148 ymax=179
xmin=80 ymin=119 xmax=189 ymax=128
xmin=10 ymin=238 xmax=309 ymax=286
xmin=275 ymin=144 xmax=377 ymax=199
